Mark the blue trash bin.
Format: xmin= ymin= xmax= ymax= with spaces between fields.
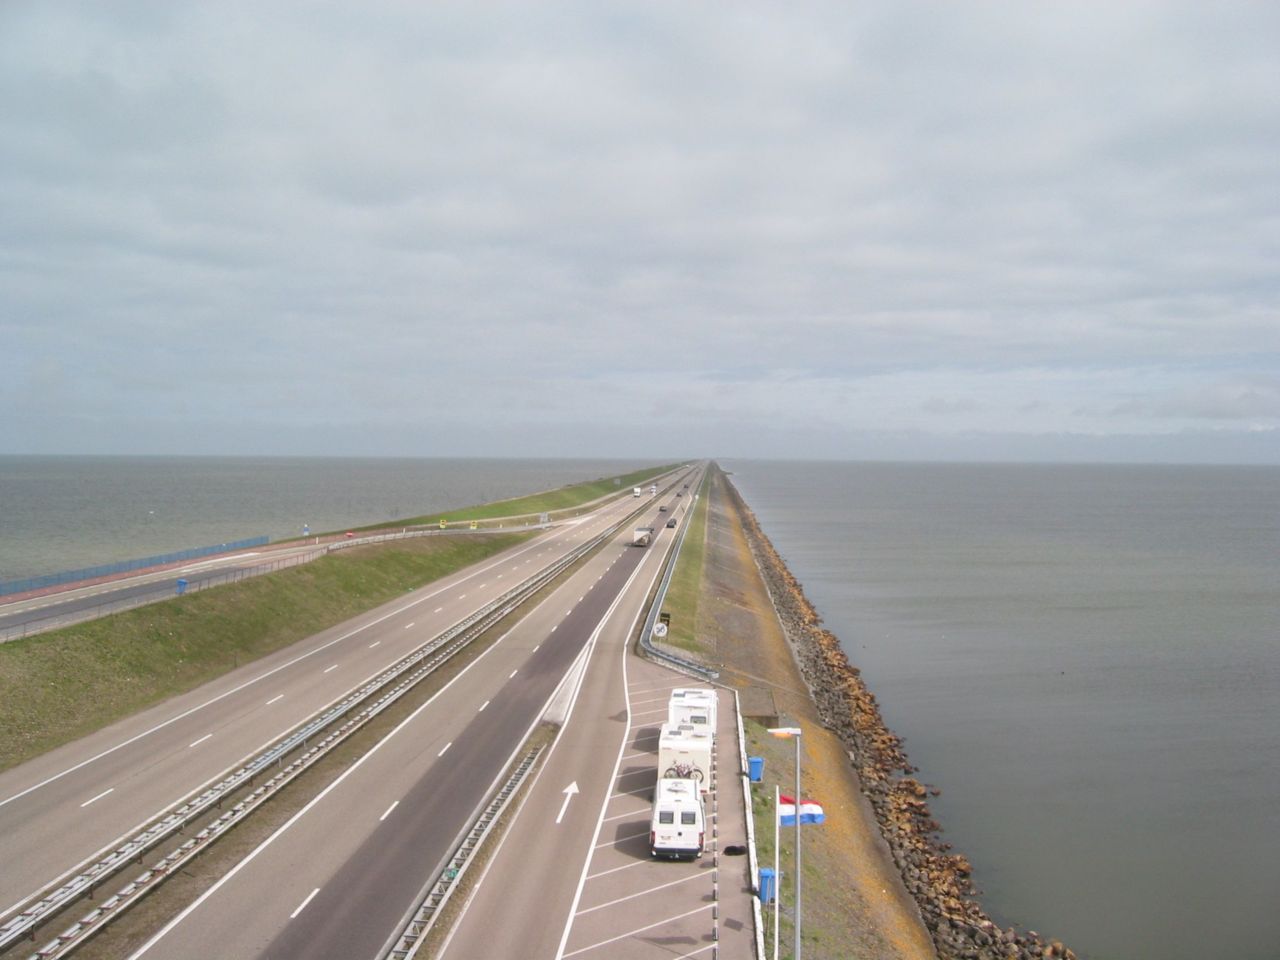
xmin=748 ymin=756 xmax=764 ymax=782
xmin=176 ymin=578 xmax=188 ymax=596
xmin=758 ymin=866 xmax=776 ymax=904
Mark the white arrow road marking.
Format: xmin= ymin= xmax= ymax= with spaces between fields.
xmin=556 ymin=782 xmax=580 ymax=825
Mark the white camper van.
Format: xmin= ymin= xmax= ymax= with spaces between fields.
xmin=658 ymin=722 xmax=712 ymax=785
xmin=650 ymin=778 xmax=705 ymax=860
xmin=668 ymin=688 xmax=717 ymax=732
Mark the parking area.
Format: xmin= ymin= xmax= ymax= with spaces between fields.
xmin=558 ymin=659 xmax=756 ymax=960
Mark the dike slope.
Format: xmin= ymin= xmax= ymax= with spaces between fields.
xmin=723 ymin=475 xmax=1080 ymax=960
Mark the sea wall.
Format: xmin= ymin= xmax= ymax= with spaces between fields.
xmin=724 ymin=476 xmax=1078 ymax=960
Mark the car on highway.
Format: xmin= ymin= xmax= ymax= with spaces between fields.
xmin=666 ymin=518 xmax=677 ymax=528
xmin=659 ymin=505 xmax=668 ymax=512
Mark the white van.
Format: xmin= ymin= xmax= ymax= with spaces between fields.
xmin=650 ymin=779 xmax=705 ymax=860
xmin=668 ymin=688 xmax=717 ymax=732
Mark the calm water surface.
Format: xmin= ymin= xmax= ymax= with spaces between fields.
xmin=725 ymin=460 xmax=1280 ymax=960
xmin=0 ymin=456 xmax=653 ymax=582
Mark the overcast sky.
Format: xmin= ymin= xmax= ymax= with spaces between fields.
xmin=2 ymin=2 xmax=1277 ymax=462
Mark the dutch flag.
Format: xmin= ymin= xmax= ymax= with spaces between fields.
xmin=779 ymin=794 xmax=825 ymax=826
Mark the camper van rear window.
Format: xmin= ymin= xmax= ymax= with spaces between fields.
xmin=659 ymin=811 xmax=674 ymax=824
xmin=681 ymin=811 xmax=697 ymax=825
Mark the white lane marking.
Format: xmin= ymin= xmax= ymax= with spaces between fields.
xmin=600 ymin=809 xmax=646 ymax=824
xmin=509 ymin=669 xmax=519 ymax=678
xmin=479 ymin=583 xmax=486 ymax=588
xmin=438 ymin=742 xmax=453 ymax=757
xmin=593 ymin=827 xmax=649 ymax=849
xmin=80 ymin=788 xmax=114 ymax=808
xmin=458 ymin=594 xmax=467 ymax=600
xmin=323 ymin=664 xmax=338 ymax=674
xmin=266 ymin=694 xmax=285 ymax=705
xmin=587 ymin=857 xmax=647 ymax=879
xmin=404 ymin=622 xmax=415 ymax=629
xmin=380 ymin=800 xmax=399 ymax=822
xmin=620 ymin=751 xmax=654 ymax=762
xmin=551 ymin=625 xmax=557 ymax=632
xmin=369 ymin=640 xmax=381 ymax=648
xmin=497 ymin=574 xmax=503 ymax=579
xmin=188 ymin=734 xmax=213 ymax=748
xmin=576 ymin=873 xmax=704 ymax=916
xmin=562 ymin=906 xmax=713 ymax=958
xmin=556 ymin=782 xmax=580 ymax=825
xmin=479 ymin=700 xmax=490 ymax=712
xmin=532 ymin=644 xmax=540 ymax=652
xmin=434 ymin=606 xmax=444 ymax=613
xmin=290 ymin=887 xmax=320 ymax=919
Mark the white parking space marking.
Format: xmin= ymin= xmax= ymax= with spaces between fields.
xmin=289 ymin=888 xmax=320 ymax=919
xmin=188 ymin=734 xmax=213 ymax=748
xmin=438 ymin=742 xmax=453 ymax=757
xmin=593 ymin=827 xmax=649 ymax=849
xmin=586 ymin=857 xmax=647 ymax=879
xmin=80 ymin=788 xmax=114 ymax=808
xmin=266 ymin=694 xmax=285 ymax=705
xmin=323 ymin=664 xmax=338 ymax=674
xmin=380 ymin=800 xmax=399 ymax=822
xmin=600 ymin=809 xmax=647 ymax=824
xmin=562 ymin=905 xmax=714 ymax=957
xmin=576 ymin=873 xmax=704 ymax=916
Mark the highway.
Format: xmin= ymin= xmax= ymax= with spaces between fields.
xmin=123 ymin=474 xmax=702 ymax=959
xmin=0 ymin=479 xmax=686 ymax=942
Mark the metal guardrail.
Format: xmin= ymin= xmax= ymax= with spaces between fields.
xmin=637 ymin=485 xmax=719 ymax=682
xmin=3 ymin=512 xmax=636 ymax=959
xmin=385 ymin=747 xmax=544 ymax=960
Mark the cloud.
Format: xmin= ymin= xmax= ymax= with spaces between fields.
xmin=0 ymin=1 xmax=1277 ymax=461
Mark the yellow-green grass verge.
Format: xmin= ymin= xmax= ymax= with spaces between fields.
xmin=338 ymin=462 xmax=685 ymax=534
xmin=653 ymin=468 xmax=713 ymax=656
xmin=0 ymin=532 xmax=529 ymax=774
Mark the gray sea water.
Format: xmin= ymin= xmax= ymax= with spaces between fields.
xmin=725 ymin=460 xmax=1280 ymax=960
xmin=0 ymin=456 xmax=653 ymax=583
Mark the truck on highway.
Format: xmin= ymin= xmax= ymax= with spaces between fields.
xmin=632 ymin=527 xmax=654 ymax=547
xmin=649 ymin=778 xmax=705 ymax=860
xmin=633 ymin=487 xmax=642 ymax=497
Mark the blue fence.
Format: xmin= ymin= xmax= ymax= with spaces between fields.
xmin=0 ymin=536 xmax=270 ymax=597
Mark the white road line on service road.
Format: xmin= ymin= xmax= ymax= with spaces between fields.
xmin=188 ymin=734 xmax=213 ymax=748
xmin=509 ymin=669 xmax=519 ymax=678
xmin=323 ymin=664 xmax=338 ymax=674
xmin=576 ymin=873 xmax=704 ymax=916
xmin=80 ymin=788 xmax=114 ymax=808
xmin=479 ymin=700 xmax=490 ymax=712
xmin=380 ymin=800 xmax=399 ymax=822
xmin=369 ymin=640 xmax=381 ymax=648
xmin=438 ymin=742 xmax=452 ymax=757
xmin=290 ymin=887 xmax=320 ymax=919
xmin=562 ymin=905 xmax=713 ymax=958
xmin=593 ymin=827 xmax=648 ymax=849
xmin=266 ymin=694 xmax=284 ymax=705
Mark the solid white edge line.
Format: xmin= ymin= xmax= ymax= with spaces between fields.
xmin=289 ymin=887 xmax=320 ymax=919
xmin=379 ymin=800 xmax=400 ymax=822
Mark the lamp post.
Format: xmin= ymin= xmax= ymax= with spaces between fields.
xmin=768 ymin=725 xmax=803 ymax=960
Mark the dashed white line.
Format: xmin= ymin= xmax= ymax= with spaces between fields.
xmin=404 ymin=622 xmax=415 ymax=629
xmin=323 ymin=664 xmax=338 ymax=674
xmin=532 ymin=644 xmax=540 ymax=652
xmin=369 ymin=640 xmax=381 ymax=649
xmin=458 ymin=594 xmax=467 ymax=600
xmin=80 ymin=788 xmax=114 ymax=808
xmin=438 ymin=742 xmax=453 ymax=757
xmin=188 ymin=734 xmax=212 ymax=748
xmin=290 ymin=887 xmax=320 ymax=919
xmin=434 ymin=606 xmax=444 ymax=613
xmin=479 ymin=583 xmax=486 ymax=588
xmin=266 ymin=694 xmax=285 ymax=705
xmin=509 ymin=669 xmax=519 ymax=678
xmin=380 ymin=800 xmax=399 ymax=822
xmin=479 ymin=700 xmax=490 ymax=712
xmin=551 ymin=625 xmax=558 ymax=632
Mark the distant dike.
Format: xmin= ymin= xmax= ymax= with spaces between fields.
xmin=722 ymin=473 xmax=1080 ymax=960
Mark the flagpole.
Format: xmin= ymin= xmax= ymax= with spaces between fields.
xmin=773 ymin=784 xmax=780 ymax=960
xmin=794 ymin=731 xmax=802 ymax=960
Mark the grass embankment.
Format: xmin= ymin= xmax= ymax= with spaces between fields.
xmin=655 ymin=469 xmax=713 ymax=657
xmin=0 ymin=533 xmax=528 ymax=773
xmin=344 ymin=463 xmax=685 ymax=533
